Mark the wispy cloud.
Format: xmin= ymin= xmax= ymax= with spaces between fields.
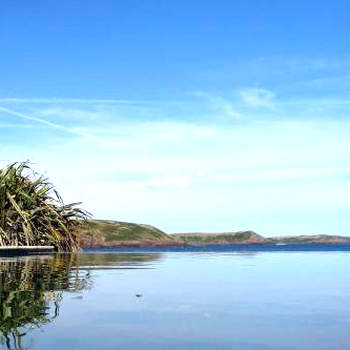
xmin=0 ymin=106 xmax=75 ymax=133
xmin=0 ymin=123 xmax=44 ymax=129
xmin=2 ymin=89 xmax=350 ymax=235
xmin=38 ymin=107 xmax=108 ymax=121
xmin=191 ymin=91 xmax=242 ymax=119
xmin=215 ymin=167 xmax=350 ymax=182
xmin=0 ymin=98 xmax=155 ymax=104
xmin=238 ymin=88 xmax=276 ymax=109
xmin=0 ymin=106 xmax=106 ymax=143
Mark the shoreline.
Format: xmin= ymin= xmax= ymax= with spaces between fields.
xmin=81 ymin=240 xmax=350 ymax=249
xmin=80 ymin=220 xmax=350 ymax=249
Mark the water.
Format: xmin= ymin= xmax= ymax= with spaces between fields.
xmin=1 ymin=246 xmax=350 ymax=349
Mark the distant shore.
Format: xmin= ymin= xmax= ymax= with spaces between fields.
xmin=79 ymin=220 xmax=350 ymax=248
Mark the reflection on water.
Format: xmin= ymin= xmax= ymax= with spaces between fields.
xmin=1 ymin=251 xmax=350 ymax=350
xmin=0 ymin=253 xmax=162 ymax=349
xmin=75 ymin=252 xmax=163 ymax=269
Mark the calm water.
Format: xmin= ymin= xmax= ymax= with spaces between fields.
xmin=1 ymin=246 xmax=350 ymax=349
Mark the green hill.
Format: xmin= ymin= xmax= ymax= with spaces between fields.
xmin=173 ymin=231 xmax=265 ymax=244
xmin=79 ymin=220 xmax=179 ymax=247
xmin=266 ymin=234 xmax=350 ymax=244
xmin=79 ymin=220 xmax=350 ymax=248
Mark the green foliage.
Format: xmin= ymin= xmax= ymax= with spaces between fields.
xmin=0 ymin=162 xmax=89 ymax=251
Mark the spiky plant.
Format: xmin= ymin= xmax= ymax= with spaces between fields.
xmin=0 ymin=162 xmax=89 ymax=251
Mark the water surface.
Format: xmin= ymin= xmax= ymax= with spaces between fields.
xmin=1 ymin=247 xmax=350 ymax=349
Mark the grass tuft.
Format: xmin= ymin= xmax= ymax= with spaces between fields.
xmin=0 ymin=162 xmax=89 ymax=252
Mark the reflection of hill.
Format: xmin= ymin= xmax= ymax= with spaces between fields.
xmin=75 ymin=253 xmax=163 ymax=269
xmin=0 ymin=253 xmax=163 ymax=349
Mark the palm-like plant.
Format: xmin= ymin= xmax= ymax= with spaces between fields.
xmin=0 ymin=162 xmax=89 ymax=251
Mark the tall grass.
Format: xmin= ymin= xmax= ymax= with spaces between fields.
xmin=0 ymin=162 xmax=89 ymax=251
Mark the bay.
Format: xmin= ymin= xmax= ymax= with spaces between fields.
xmin=1 ymin=247 xmax=350 ymax=349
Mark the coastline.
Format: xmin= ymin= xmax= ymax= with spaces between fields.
xmin=79 ymin=219 xmax=350 ymax=249
xmin=80 ymin=237 xmax=350 ymax=249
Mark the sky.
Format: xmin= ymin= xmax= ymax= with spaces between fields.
xmin=1 ymin=0 xmax=350 ymax=236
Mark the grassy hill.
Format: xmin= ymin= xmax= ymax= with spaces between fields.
xmin=79 ymin=220 xmax=350 ymax=248
xmin=266 ymin=234 xmax=350 ymax=244
xmin=174 ymin=231 xmax=265 ymax=244
xmin=79 ymin=220 xmax=179 ymax=247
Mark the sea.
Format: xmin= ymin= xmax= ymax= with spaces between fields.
xmin=1 ymin=244 xmax=350 ymax=349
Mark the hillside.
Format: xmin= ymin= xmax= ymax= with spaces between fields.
xmin=175 ymin=232 xmax=350 ymax=244
xmin=267 ymin=235 xmax=350 ymax=244
xmin=79 ymin=220 xmax=350 ymax=248
xmin=174 ymin=231 xmax=265 ymax=244
xmin=79 ymin=220 xmax=180 ymax=247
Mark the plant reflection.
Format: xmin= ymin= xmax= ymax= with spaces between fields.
xmin=0 ymin=253 xmax=162 ymax=349
xmin=0 ymin=255 xmax=91 ymax=350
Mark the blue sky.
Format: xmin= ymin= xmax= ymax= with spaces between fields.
xmin=1 ymin=1 xmax=350 ymax=236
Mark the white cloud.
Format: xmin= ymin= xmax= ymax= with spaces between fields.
xmin=2 ymin=95 xmax=350 ymax=236
xmin=145 ymin=176 xmax=193 ymax=189
xmin=215 ymin=167 xmax=350 ymax=182
xmin=238 ymin=88 xmax=276 ymax=108
xmin=38 ymin=107 xmax=104 ymax=120
xmin=191 ymin=91 xmax=242 ymax=119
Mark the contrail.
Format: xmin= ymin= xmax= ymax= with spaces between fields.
xmin=0 ymin=106 xmax=76 ymax=133
xmin=0 ymin=105 xmax=101 ymax=141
